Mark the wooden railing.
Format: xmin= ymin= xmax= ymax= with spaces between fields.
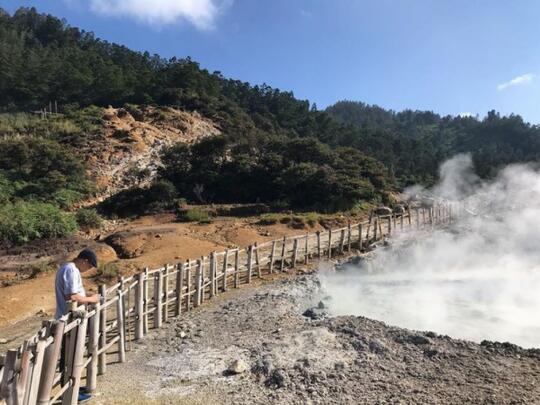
xmin=0 ymin=203 xmax=455 ymax=404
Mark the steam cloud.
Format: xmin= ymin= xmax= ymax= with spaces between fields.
xmin=321 ymin=154 xmax=540 ymax=348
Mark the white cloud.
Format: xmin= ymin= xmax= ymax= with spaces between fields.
xmin=497 ymin=73 xmax=535 ymax=91
xmin=458 ymin=112 xmax=474 ymax=118
xmin=88 ymin=0 xmax=228 ymax=30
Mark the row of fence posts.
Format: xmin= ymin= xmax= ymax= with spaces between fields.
xmin=0 ymin=203 xmax=455 ymax=405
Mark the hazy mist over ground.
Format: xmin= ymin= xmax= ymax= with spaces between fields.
xmin=321 ymin=154 xmax=540 ymax=348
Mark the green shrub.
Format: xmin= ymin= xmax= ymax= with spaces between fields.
xmin=76 ymin=208 xmax=103 ymax=230
xmin=179 ymin=208 xmax=212 ymax=223
xmin=96 ymin=262 xmax=120 ymax=281
xmin=258 ymin=213 xmax=280 ymax=225
xmin=28 ymin=261 xmax=56 ymax=278
xmin=0 ymin=201 xmax=78 ymax=245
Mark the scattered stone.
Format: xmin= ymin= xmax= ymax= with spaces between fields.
xmin=0 ymin=338 xmax=8 ymax=344
xmin=228 ymin=359 xmax=248 ymax=374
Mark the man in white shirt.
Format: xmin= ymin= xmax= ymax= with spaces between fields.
xmin=55 ymin=248 xmax=101 ymax=319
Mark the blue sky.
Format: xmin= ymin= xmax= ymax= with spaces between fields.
xmin=3 ymin=0 xmax=540 ymax=122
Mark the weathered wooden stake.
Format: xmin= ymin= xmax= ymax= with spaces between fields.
xmin=339 ymin=229 xmax=345 ymax=253
xmin=347 ymin=222 xmax=352 ymax=252
xmin=327 ymin=229 xmax=332 ymax=259
xmin=195 ymin=260 xmax=203 ymax=306
xmin=292 ymin=238 xmax=298 ymax=267
xmin=247 ymin=245 xmax=253 ymax=282
xmin=222 ymin=250 xmax=229 ymax=291
xmin=304 ymin=233 xmax=309 ymax=264
xmin=163 ymin=264 xmax=169 ymax=322
xmin=254 ymin=242 xmax=261 ymax=277
xmin=358 ymin=223 xmax=363 ymax=250
xmin=135 ymin=272 xmax=144 ymax=339
xmin=37 ymin=321 xmax=65 ymax=405
xmin=98 ymin=285 xmax=107 ymax=375
xmin=154 ymin=271 xmax=163 ymax=328
xmin=143 ymin=268 xmax=149 ymax=334
xmin=316 ymin=231 xmax=321 ymax=258
xmin=209 ymin=253 xmax=216 ymax=298
xmin=116 ymin=290 xmax=126 ymax=364
xmin=234 ymin=250 xmax=240 ymax=288
xmin=63 ymin=311 xmax=88 ymax=405
xmin=186 ymin=261 xmax=192 ymax=310
xmin=280 ymin=237 xmax=287 ymax=271
xmin=269 ymin=241 xmax=276 ymax=273
xmin=87 ymin=301 xmax=100 ymax=391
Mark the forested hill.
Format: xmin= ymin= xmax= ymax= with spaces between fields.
xmin=326 ymin=101 xmax=540 ymax=184
xmin=0 ymin=7 xmax=393 ymax=246
xmin=1 ymin=7 xmax=539 ymax=246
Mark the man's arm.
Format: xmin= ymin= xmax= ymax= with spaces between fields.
xmin=67 ymin=293 xmax=100 ymax=305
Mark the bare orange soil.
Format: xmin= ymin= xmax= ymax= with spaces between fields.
xmin=0 ymin=213 xmax=334 ymax=347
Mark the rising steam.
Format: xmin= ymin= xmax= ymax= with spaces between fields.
xmin=320 ymin=154 xmax=540 ymax=348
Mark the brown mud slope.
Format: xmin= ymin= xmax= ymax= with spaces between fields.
xmin=93 ymin=270 xmax=540 ymax=405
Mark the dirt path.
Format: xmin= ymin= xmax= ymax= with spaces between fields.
xmin=90 ymin=266 xmax=540 ymax=404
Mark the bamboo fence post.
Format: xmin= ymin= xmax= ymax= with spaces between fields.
xmin=347 ymin=222 xmax=352 ymax=252
xmin=327 ymin=229 xmax=332 ymax=259
xmin=304 ymin=233 xmax=309 ymax=264
xmin=200 ymin=257 xmax=206 ymax=303
xmin=1 ymin=350 xmax=17 ymax=403
xmin=163 ymin=264 xmax=170 ymax=322
xmin=63 ymin=310 xmax=88 ymax=405
xmin=153 ymin=271 xmax=163 ymax=329
xmin=143 ymin=268 xmax=149 ymax=334
xmin=373 ymin=218 xmax=378 ymax=241
xmin=388 ymin=216 xmax=392 ymax=236
xmin=222 ymin=249 xmax=229 ymax=291
xmin=175 ymin=263 xmax=184 ymax=316
xmin=18 ymin=344 xmax=31 ymax=405
xmin=254 ymin=242 xmax=261 ymax=277
xmin=135 ymin=272 xmax=144 ymax=340
xmin=247 ymin=246 xmax=253 ymax=283
xmin=98 ymin=285 xmax=107 ymax=375
xmin=116 ymin=289 xmax=126 ymax=364
xmin=400 ymin=213 xmax=404 ymax=230
xmin=186 ymin=261 xmax=192 ymax=310
xmin=195 ymin=259 xmax=203 ymax=306
xmin=87 ymin=302 xmax=100 ymax=392
xmin=234 ymin=250 xmax=240 ymax=288
xmin=27 ymin=333 xmax=48 ymax=404
xmin=1 ymin=350 xmax=17 ymax=404
xmin=269 ymin=241 xmax=276 ymax=273
xmin=280 ymin=237 xmax=287 ymax=271
xmin=292 ymin=238 xmax=298 ymax=267
xmin=358 ymin=223 xmax=363 ymax=250
xmin=209 ymin=253 xmax=216 ymax=298
xmin=339 ymin=229 xmax=345 ymax=253
xmin=316 ymin=231 xmax=321 ymax=258
xmin=37 ymin=320 xmax=64 ymax=405
xmin=415 ymin=208 xmax=420 ymax=229
xmin=63 ymin=303 xmax=77 ymax=385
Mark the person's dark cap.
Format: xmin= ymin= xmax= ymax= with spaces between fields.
xmin=77 ymin=248 xmax=98 ymax=268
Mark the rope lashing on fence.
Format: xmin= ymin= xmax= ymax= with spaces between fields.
xmin=0 ymin=203 xmax=457 ymax=405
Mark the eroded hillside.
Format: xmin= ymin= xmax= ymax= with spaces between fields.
xmin=83 ymin=105 xmax=220 ymax=201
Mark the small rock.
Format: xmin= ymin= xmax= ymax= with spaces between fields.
xmin=408 ymin=335 xmax=431 ymax=345
xmin=228 ymin=359 xmax=248 ymax=374
xmin=0 ymin=338 xmax=8 ymax=344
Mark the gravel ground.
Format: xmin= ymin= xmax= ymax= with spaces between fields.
xmin=93 ymin=264 xmax=540 ymax=404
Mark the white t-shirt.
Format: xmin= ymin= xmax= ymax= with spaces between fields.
xmin=55 ymin=262 xmax=86 ymax=319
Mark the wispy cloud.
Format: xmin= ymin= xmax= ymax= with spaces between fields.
xmin=497 ymin=73 xmax=535 ymax=91
xmin=458 ymin=112 xmax=474 ymax=118
xmin=87 ymin=0 xmax=229 ymax=30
